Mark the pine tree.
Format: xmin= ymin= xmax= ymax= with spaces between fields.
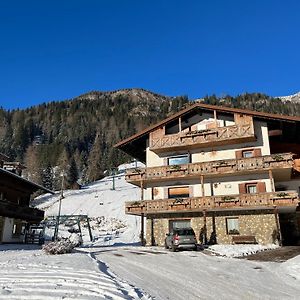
xmin=41 ymin=163 xmax=54 ymax=190
xmin=66 ymin=157 xmax=78 ymax=188
xmin=86 ymin=132 xmax=103 ymax=182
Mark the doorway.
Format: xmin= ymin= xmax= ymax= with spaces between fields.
xmin=279 ymin=213 xmax=298 ymax=246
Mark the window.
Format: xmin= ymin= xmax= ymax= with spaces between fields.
xmin=242 ymin=150 xmax=253 ymax=158
xmin=168 ymin=186 xmax=189 ymax=199
xmin=12 ymin=219 xmax=23 ymax=237
xmin=168 ymin=154 xmax=190 ymax=166
xmin=226 ymin=218 xmax=239 ymax=235
xmin=246 ymin=184 xmax=257 ymax=194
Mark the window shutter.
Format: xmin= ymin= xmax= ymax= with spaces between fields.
xmin=253 ymin=148 xmax=262 ymax=157
xmin=235 ymin=150 xmax=243 ymax=159
xmin=257 ymin=182 xmax=266 ymax=193
xmin=238 ymin=183 xmax=246 ymax=194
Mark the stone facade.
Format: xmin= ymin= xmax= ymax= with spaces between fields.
xmin=146 ymin=210 xmax=279 ymax=246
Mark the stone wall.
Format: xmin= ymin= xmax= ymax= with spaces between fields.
xmin=145 ymin=210 xmax=279 ymax=246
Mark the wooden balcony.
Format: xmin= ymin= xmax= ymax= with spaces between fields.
xmin=125 ymin=191 xmax=299 ymax=215
xmin=0 ymin=200 xmax=44 ymax=222
xmin=126 ymin=153 xmax=294 ymax=185
xmin=150 ymin=123 xmax=255 ymax=153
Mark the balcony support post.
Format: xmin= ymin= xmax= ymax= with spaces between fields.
xmin=179 ymin=117 xmax=182 ymax=132
xmin=201 ymin=175 xmax=205 ymax=196
xmin=273 ymin=206 xmax=282 ymax=246
xmin=203 ymin=209 xmax=207 ymax=244
xmin=140 ymin=180 xmax=144 ymax=201
xmin=150 ymin=217 xmax=155 ymax=246
xmin=141 ymin=213 xmax=145 ymax=246
xmin=269 ymin=170 xmax=275 ymax=192
xmin=214 ymin=110 xmax=217 ymax=127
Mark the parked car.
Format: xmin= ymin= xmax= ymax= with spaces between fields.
xmin=165 ymin=227 xmax=197 ymax=251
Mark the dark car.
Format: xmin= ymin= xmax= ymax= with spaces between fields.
xmin=165 ymin=227 xmax=197 ymax=251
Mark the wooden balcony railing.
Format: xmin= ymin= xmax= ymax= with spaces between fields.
xmin=150 ymin=123 xmax=255 ymax=152
xmin=0 ymin=200 xmax=44 ymax=222
xmin=126 ymin=153 xmax=294 ymax=184
xmin=125 ymin=191 xmax=299 ymax=215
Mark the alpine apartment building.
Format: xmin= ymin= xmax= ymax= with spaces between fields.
xmin=115 ymin=103 xmax=300 ymax=246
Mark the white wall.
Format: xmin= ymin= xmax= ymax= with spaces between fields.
xmin=143 ymin=173 xmax=273 ymax=200
xmin=1 ymin=217 xmax=24 ymax=243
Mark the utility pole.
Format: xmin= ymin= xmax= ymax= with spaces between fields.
xmin=111 ymin=168 xmax=117 ymax=190
xmin=54 ymin=174 xmax=65 ymax=240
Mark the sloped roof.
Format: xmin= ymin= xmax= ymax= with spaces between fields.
xmin=115 ymin=102 xmax=300 ymax=153
xmin=0 ymin=168 xmax=54 ymax=194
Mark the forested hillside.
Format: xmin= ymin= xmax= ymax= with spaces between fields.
xmin=0 ymin=89 xmax=299 ymax=190
xmin=0 ymin=89 xmax=188 ymax=189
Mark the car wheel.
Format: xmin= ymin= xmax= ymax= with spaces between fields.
xmin=164 ymin=241 xmax=168 ymax=249
xmin=171 ymin=245 xmax=177 ymax=252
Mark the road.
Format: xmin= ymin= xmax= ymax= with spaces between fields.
xmin=85 ymin=246 xmax=300 ymax=300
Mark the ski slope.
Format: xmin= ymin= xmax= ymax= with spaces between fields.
xmin=34 ymin=173 xmax=141 ymax=245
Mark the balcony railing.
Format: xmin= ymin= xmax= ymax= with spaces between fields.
xmin=125 ymin=191 xmax=299 ymax=215
xmin=150 ymin=123 xmax=255 ymax=152
xmin=0 ymin=200 xmax=44 ymax=221
xmin=126 ymin=153 xmax=294 ymax=184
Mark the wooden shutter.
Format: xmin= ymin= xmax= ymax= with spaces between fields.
xmin=238 ymin=183 xmax=246 ymax=194
xmin=235 ymin=150 xmax=243 ymax=159
xmin=168 ymin=187 xmax=189 ymax=198
xmin=257 ymin=182 xmax=266 ymax=193
xmin=253 ymin=148 xmax=262 ymax=157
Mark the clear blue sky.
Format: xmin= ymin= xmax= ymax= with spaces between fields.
xmin=0 ymin=0 xmax=299 ymax=109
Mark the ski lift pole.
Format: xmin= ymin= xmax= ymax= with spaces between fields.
xmin=55 ymin=174 xmax=65 ymax=240
xmin=86 ymin=217 xmax=93 ymax=241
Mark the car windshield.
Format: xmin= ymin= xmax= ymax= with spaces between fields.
xmin=175 ymin=229 xmax=194 ymax=236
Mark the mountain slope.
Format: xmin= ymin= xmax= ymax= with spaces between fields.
xmin=279 ymin=91 xmax=300 ymax=103
xmin=0 ymin=89 xmax=189 ymax=187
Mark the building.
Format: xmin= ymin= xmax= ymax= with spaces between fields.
xmin=115 ymin=103 xmax=300 ymax=246
xmin=0 ymin=154 xmax=53 ymax=243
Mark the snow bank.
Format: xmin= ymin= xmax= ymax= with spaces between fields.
xmin=208 ymin=244 xmax=279 ymax=257
xmin=279 ymin=255 xmax=300 ymax=281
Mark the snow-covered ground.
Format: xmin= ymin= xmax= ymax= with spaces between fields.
xmin=207 ymin=244 xmax=279 ymax=257
xmin=80 ymin=246 xmax=300 ymax=300
xmin=1 ymin=244 xmax=300 ymax=300
xmin=0 ymin=244 xmax=151 ymax=300
xmin=0 ymin=172 xmax=299 ymax=299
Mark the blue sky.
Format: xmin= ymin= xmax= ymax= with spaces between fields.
xmin=0 ymin=0 xmax=299 ymax=109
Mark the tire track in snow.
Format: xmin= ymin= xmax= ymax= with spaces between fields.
xmin=0 ymin=251 xmax=147 ymax=300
